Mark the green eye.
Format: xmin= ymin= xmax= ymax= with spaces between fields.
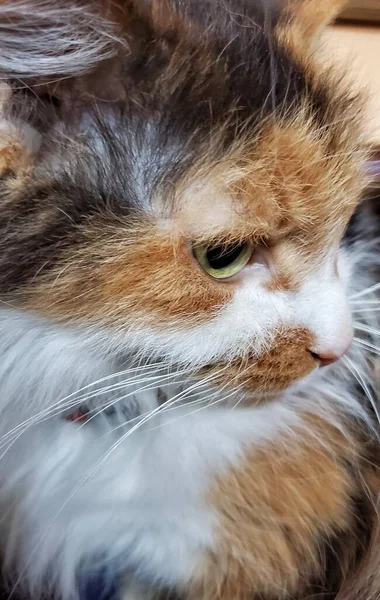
xmin=193 ymin=241 xmax=253 ymax=280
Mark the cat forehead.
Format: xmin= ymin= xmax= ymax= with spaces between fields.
xmin=156 ymin=118 xmax=362 ymax=246
xmin=50 ymin=49 xmax=361 ymax=240
xmin=35 ymin=105 xmax=362 ymax=270
xmin=34 ymin=0 xmax=351 ymax=188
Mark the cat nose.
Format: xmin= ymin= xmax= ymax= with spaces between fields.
xmin=309 ymin=332 xmax=353 ymax=367
xmin=309 ymin=351 xmax=343 ymax=367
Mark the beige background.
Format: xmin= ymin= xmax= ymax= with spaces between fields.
xmin=341 ymin=0 xmax=380 ymax=22
xmin=324 ymin=25 xmax=380 ymax=146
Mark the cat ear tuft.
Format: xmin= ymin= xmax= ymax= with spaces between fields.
xmin=0 ymin=84 xmax=41 ymax=177
xmin=277 ymin=0 xmax=349 ymax=58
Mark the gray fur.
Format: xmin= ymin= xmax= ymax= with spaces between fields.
xmin=0 ymin=1 xmax=119 ymax=79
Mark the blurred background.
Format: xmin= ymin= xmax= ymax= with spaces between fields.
xmin=329 ymin=0 xmax=380 ymax=150
xmin=341 ymin=0 xmax=380 ymax=22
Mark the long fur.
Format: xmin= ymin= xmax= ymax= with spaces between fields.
xmin=0 ymin=2 xmax=118 ymax=79
xmin=0 ymin=2 xmax=379 ymax=600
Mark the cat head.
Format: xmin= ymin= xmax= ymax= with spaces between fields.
xmin=0 ymin=0 xmax=367 ymax=394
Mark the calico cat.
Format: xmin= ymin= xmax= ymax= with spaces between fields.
xmin=0 ymin=1 xmax=379 ymax=599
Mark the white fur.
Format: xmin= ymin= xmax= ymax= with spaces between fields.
xmin=0 ymin=311 xmax=117 ymax=444
xmin=1 ymin=401 xmax=304 ymax=599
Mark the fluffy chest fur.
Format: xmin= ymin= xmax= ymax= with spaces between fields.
xmin=2 ymin=395 xmax=302 ymax=596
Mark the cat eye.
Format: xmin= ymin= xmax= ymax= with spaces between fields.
xmin=193 ymin=241 xmax=253 ymax=280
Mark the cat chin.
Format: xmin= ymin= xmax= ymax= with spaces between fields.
xmin=286 ymin=355 xmax=346 ymax=393
xmin=280 ymin=368 xmax=320 ymax=396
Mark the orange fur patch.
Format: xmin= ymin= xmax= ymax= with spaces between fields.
xmin=175 ymin=116 xmax=361 ymax=249
xmin=188 ymin=414 xmax=359 ymax=600
xmin=201 ymin=328 xmax=316 ymax=394
xmin=0 ymin=135 xmax=34 ymax=178
xmin=23 ymin=223 xmax=233 ymax=326
xmin=276 ymin=0 xmax=350 ymax=63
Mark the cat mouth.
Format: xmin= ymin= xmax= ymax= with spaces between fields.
xmin=199 ymin=329 xmax=318 ymax=396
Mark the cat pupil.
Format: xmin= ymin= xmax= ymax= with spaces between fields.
xmin=206 ymin=244 xmax=244 ymax=270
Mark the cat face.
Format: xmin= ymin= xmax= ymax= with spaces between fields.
xmin=0 ymin=0 xmax=366 ymax=394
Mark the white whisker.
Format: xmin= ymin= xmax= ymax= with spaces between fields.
xmin=151 ymin=385 xmax=245 ymax=431
xmin=80 ymin=374 xmax=195 ymax=431
xmin=0 ymin=366 xmax=188 ymax=446
xmin=353 ymin=323 xmax=380 ymax=337
xmin=353 ymin=337 xmax=380 ymax=355
xmin=0 ymin=374 xmax=193 ymax=459
xmin=342 ymin=356 xmax=380 ymax=428
xmin=350 ymin=281 xmax=380 ymax=300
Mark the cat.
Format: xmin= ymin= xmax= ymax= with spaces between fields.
xmin=0 ymin=1 xmax=379 ymax=599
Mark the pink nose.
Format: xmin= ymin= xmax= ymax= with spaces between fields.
xmin=309 ymin=332 xmax=353 ymax=367
xmin=310 ymin=351 xmax=342 ymax=367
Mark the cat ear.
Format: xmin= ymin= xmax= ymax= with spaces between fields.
xmin=277 ymin=0 xmax=349 ymax=57
xmin=0 ymin=2 xmax=121 ymax=177
xmin=0 ymin=83 xmax=41 ymax=177
xmin=0 ymin=2 xmax=117 ymax=80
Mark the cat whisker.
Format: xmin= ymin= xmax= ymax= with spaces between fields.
xmin=231 ymin=392 xmax=248 ymax=410
xmin=0 ymin=377 xmax=195 ymax=462
xmin=101 ymin=390 xmax=199 ymax=437
xmin=0 ymin=366 xmax=191 ymax=447
xmin=321 ymin=386 xmax=365 ymax=417
xmin=0 ymin=376 xmax=149 ymax=445
xmin=33 ymin=362 xmax=168 ymax=408
xmin=74 ymin=366 xmax=221 ymax=438
xmin=350 ymin=282 xmax=380 ymax=300
xmin=53 ymin=373 xmax=168 ymax=409
xmin=109 ymin=377 xmax=226 ymax=430
xmin=353 ymin=337 xmax=380 ymax=356
xmin=80 ymin=374 xmax=199 ymax=432
xmin=0 ymin=376 xmax=185 ymax=444
xmin=151 ymin=384 xmax=246 ymax=431
xmin=81 ymin=380 xmax=195 ymax=436
xmin=351 ymin=308 xmax=380 ymax=314
xmin=353 ymin=323 xmax=380 ymax=337
xmin=71 ymin=369 xmax=188 ymax=409
xmin=350 ymin=300 xmax=380 ymax=306
xmin=342 ymin=356 xmax=380 ymax=428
